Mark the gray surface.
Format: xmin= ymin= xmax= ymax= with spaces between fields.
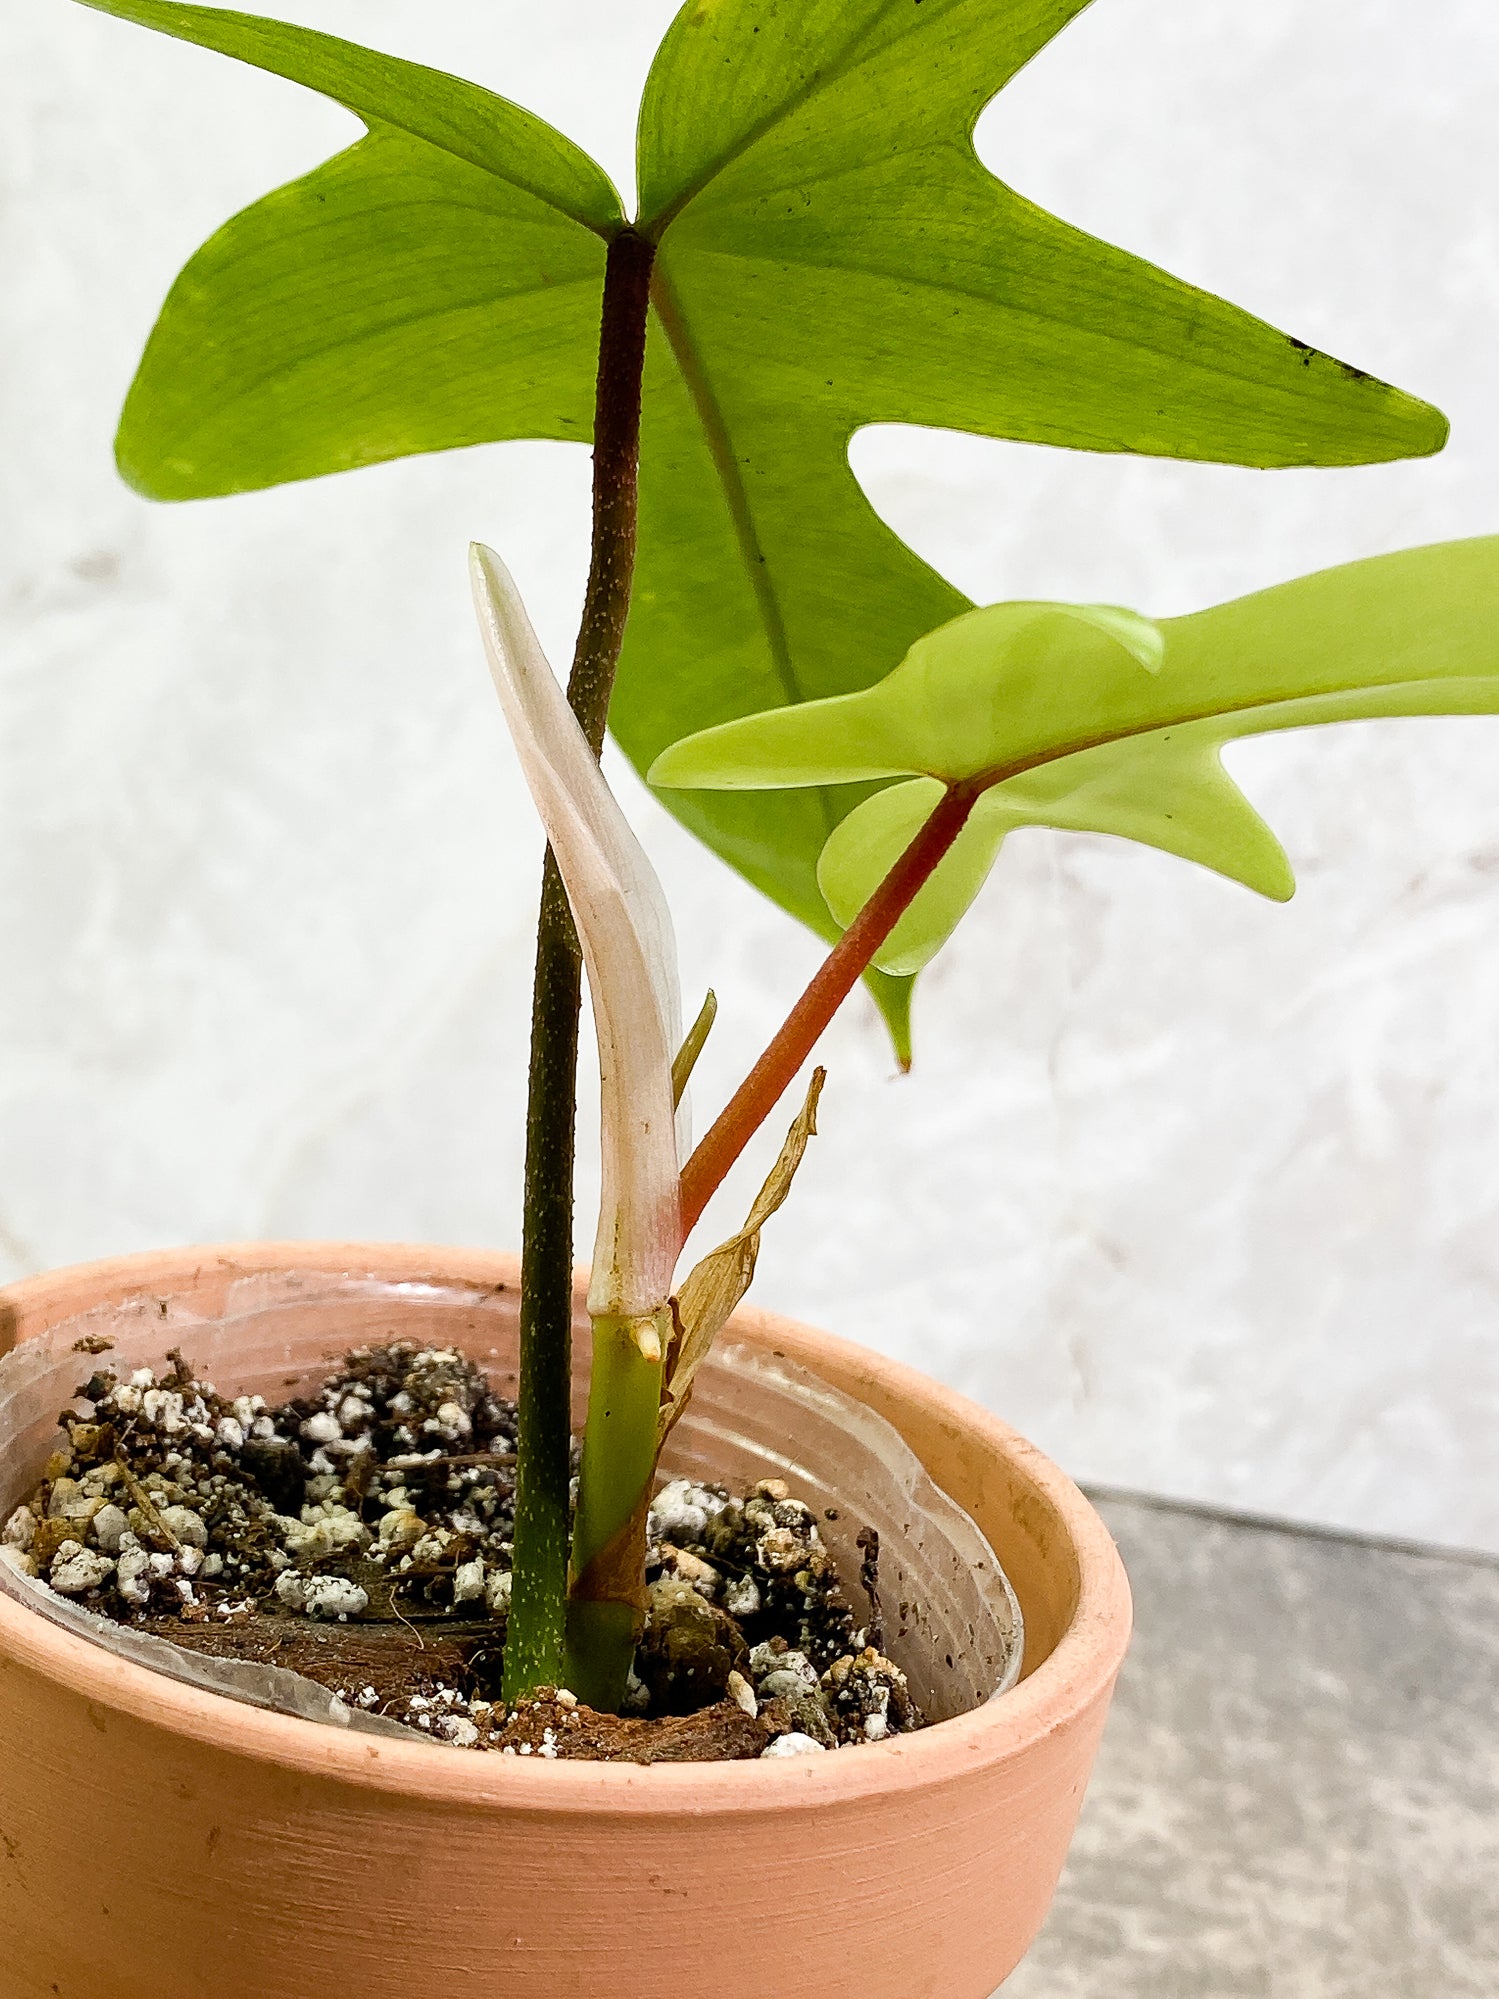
xmin=1005 ymin=1495 xmax=1499 ymax=1997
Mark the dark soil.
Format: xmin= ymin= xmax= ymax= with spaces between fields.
xmin=1 ymin=1340 xmax=925 ymax=1763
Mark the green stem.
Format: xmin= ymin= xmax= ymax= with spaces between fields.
xmin=504 ymin=225 xmax=655 ymax=1700
xmin=503 ymin=854 xmax=584 ymax=1698
xmin=557 ymin=785 xmax=980 ymax=1711
xmin=564 ymin=1311 xmax=669 ymax=1712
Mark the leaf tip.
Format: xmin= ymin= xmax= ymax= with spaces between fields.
xmin=806 ymin=1064 xmax=827 ymax=1125
xmin=671 ymin=988 xmax=719 ymax=1109
xmin=1412 ymin=398 xmax=1451 ymax=459
xmin=646 ymin=740 xmax=689 ymax=789
xmin=112 ymin=421 xmax=182 ymax=504
xmin=1240 ymin=848 xmax=1297 ymax=904
xmin=866 ymin=967 xmax=914 ymax=1068
xmin=1251 ymin=831 xmax=1298 ymax=904
xmin=1370 ymin=384 xmax=1450 ymax=462
xmin=1364 ymin=386 xmax=1449 ymax=464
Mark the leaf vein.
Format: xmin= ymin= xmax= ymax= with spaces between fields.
xmin=645 ymin=1 xmax=1071 ymax=235
xmin=648 ymin=258 xmax=837 ymax=840
xmin=646 ymin=10 xmax=899 ymax=238
xmin=681 ymin=233 xmax=1379 ymax=416
xmin=158 ymin=275 xmax=601 ymax=446
xmin=978 ymin=677 xmax=1499 ymax=792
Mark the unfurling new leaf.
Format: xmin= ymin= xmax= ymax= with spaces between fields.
xmin=470 ymin=543 xmax=684 ymax=1322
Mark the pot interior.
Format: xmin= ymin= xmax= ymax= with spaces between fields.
xmin=0 ymin=1267 xmax=1022 ymax=1726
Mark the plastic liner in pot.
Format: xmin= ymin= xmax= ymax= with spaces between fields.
xmin=0 ymin=1272 xmax=1021 ymax=1731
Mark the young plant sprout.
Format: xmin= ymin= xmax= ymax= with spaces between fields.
xmin=473 ymin=542 xmax=828 ymax=1708
xmin=60 ymin=0 xmax=1496 ymax=1718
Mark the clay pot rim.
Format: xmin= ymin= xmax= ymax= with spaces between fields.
xmin=0 ymin=1240 xmax=1130 ymax=1814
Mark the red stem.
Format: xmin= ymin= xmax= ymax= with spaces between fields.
xmin=678 ymin=782 xmax=979 ymax=1237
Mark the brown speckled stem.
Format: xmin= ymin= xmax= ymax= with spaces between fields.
xmin=508 ymin=226 xmax=654 ymax=1700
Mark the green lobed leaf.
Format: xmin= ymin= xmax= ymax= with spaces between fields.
xmin=75 ymin=1 xmax=623 ymax=498
xmin=651 ymin=537 xmax=1499 ymax=974
xmin=614 ymin=2 xmax=1447 ymax=1039
xmin=75 ymin=0 xmax=1448 ymax=1044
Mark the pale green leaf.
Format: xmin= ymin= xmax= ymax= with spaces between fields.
xmin=654 ymin=538 xmax=1499 ymax=972
xmin=650 ymin=602 xmax=1167 ymax=787
xmin=74 ymin=0 xmax=621 ymax=498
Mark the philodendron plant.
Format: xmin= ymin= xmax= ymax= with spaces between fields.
xmin=67 ymin=0 xmax=1499 ymax=1712
xmin=482 ymin=533 xmax=1499 ymax=1705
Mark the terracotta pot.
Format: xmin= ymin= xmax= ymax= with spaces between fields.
xmin=0 ymin=1243 xmax=1130 ymax=1999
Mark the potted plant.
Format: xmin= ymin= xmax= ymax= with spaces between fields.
xmin=2 ymin=4 xmax=1495 ymax=1996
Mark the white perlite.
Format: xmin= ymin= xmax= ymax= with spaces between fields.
xmin=277 ymin=1572 xmax=370 ymax=1620
xmin=648 ymin=1478 xmax=729 ymax=1548
xmin=761 ymin=1732 xmax=827 ymax=1758
xmin=452 ymin=1558 xmax=486 ymax=1606
xmin=158 ymin=1506 xmax=208 ymax=1549
xmin=426 ymin=1400 xmax=472 ymax=1443
xmin=273 ymin=1572 xmax=305 ymax=1611
xmin=303 ymin=1575 xmax=369 ymax=1620
xmin=140 ymin=1388 xmax=187 ymax=1435
xmin=2 ymin=1506 xmax=36 ymax=1550
xmin=49 ymin=1542 xmax=116 ymax=1595
xmin=90 ymin=1504 xmax=130 ymax=1554
xmin=115 ymin=1533 xmax=151 ymax=1606
xmin=376 ymin=1506 xmax=423 ymax=1552
xmin=721 ymin=1573 xmax=761 ymax=1620
xmin=752 ymin=1647 xmax=821 ymax=1704
xmin=284 ymin=1500 xmax=369 ymax=1561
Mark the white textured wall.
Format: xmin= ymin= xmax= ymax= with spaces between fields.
xmin=4 ymin=2 xmax=1497 ymax=1549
